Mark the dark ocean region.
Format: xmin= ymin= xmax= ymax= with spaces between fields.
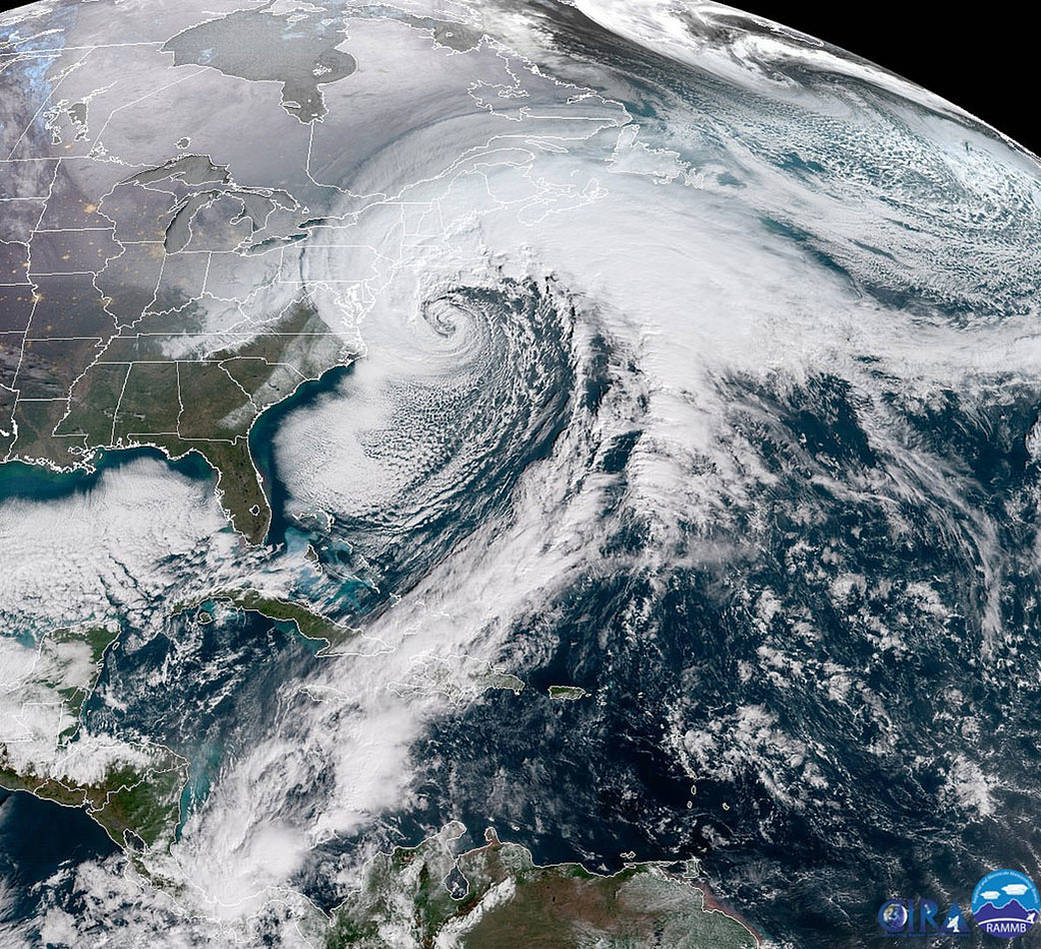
xmin=0 ymin=790 xmax=117 ymax=927
xmin=79 ymin=602 xmax=325 ymax=835
xmin=0 ymin=448 xmax=214 ymax=506
xmin=311 ymin=376 xmax=1041 ymax=949
xmin=248 ymin=362 xmax=355 ymax=550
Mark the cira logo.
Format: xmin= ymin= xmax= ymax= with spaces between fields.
xmin=971 ymin=869 xmax=1039 ymax=938
xmin=877 ymin=898 xmax=968 ymax=937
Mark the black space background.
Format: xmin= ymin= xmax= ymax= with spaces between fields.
xmin=0 ymin=1 xmax=1035 ymax=153
xmin=737 ymin=3 xmax=1038 ymax=155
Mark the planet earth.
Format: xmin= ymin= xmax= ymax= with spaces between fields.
xmin=0 ymin=0 xmax=1039 ymax=946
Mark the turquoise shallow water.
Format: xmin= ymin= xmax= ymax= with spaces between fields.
xmin=0 ymin=358 xmax=350 ymax=547
xmin=4 ymin=0 xmax=1041 ymax=942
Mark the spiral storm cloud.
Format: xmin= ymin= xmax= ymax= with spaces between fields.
xmin=1 ymin=0 xmax=1040 ymax=945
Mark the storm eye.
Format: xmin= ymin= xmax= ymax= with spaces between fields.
xmin=422 ymin=298 xmax=461 ymax=338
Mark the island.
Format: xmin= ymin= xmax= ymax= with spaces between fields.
xmin=547 ymin=684 xmax=588 ymax=701
xmin=174 ymin=589 xmax=358 ymax=654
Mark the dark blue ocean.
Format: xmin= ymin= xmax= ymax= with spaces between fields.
xmin=3 ymin=364 xmax=1040 ymax=949
xmin=0 ymin=791 xmax=116 ymax=928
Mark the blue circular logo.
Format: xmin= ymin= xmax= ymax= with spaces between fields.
xmin=972 ymin=869 xmax=1040 ymax=938
xmin=877 ymin=899 xmax=909 ymax=933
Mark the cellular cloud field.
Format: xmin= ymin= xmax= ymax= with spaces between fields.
xmin=0 ymin=0 xmax=1039 ymax=945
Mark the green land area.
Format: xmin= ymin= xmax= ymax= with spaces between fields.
xmin=326 ymin=823 xmax=759 ymax=948
xmin=177 ymin=589 xmax=356 ymax=653
xmin=18 ymin=301 xmax=346 ymax=544
xmin=53 ymin=624 xmax=120 ymax=738
xmin=0 ymin=623 xmax=187 ymax=850
xmin=0 ymin=748 xmax=186 ymax=850
xmin=548 ymin=684 xmax=587 ymax=701
xmin=0 ymin=588 xmax=351 ymax=856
